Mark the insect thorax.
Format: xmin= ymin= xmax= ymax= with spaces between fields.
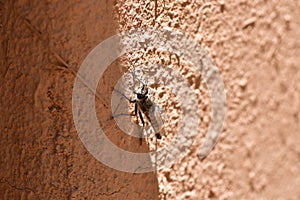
xmin=138 ymin=97 xmax=153 ymax=113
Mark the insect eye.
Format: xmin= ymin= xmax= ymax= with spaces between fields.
xmin=137 ymin=93 xmax=144 ymax=99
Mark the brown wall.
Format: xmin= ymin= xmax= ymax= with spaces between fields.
xmin=0 ymin=1 xmax=158 ymax=199
xmin=1 ymin=0 xmax=300 ymax=200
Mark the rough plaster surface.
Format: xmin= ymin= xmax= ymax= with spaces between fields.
xmin=1 ymin=0 xmax=300 ymax=200
xmin=115 ymin=0 xmax=300 ymax=199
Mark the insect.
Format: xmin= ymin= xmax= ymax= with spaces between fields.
xmin=114 ymin=83 xmax=164 ymax=145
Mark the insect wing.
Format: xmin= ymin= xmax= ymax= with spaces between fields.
xmin=149 ymin=103 xmax=164 ymax=135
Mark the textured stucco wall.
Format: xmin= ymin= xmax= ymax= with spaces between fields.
xmin=115 ymin=0 xmax=300 ymax=199
xmin=1 ymin=0 xmax=300 ymax=199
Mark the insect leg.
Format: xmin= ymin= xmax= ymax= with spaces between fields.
xmin=113 ymin=113 xmax=136 ymax=118
xmin=138 ymin=110 xmax=145 ymax=145
xmin=113 ymin=88 xmax=137 ymax=117
xmin=138 ymin=110 xmax=145 ymax=126
xmin=134 ymin=102 xmax=138 ymax=115
xmin=133 ymin=103 xmax=140 ymax=126
xmin=114 ymin=89 xmax=136 ymax=103
xmin=113 ymin=89 xmax=143 ymax=145
xmin=113 ymin=102 xmax=138 ymax=118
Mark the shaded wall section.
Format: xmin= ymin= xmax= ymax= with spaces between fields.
xmin=0 ymin=1 xmax=159 ymax=199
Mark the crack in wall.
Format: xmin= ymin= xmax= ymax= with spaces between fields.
xmin=1 ymin=179 xmax=36 ymax=193
xmin=96 ymin=183 xmax=130 ymax=197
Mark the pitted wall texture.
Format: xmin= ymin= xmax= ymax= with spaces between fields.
xmin=115 ymin=0 xmax=300 ymax=199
